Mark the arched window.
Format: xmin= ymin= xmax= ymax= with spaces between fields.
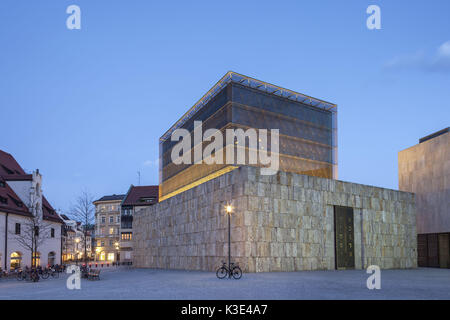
xmin=32 ymin=252 xmax=41 ymax=267
xmin=10 ymin=252 xmax=22 ymax=270
xmin=48 ymin=252 xmax=56 ymax=266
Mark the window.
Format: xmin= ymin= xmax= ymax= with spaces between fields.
xmin=100 ymin=227 xmax=105 ymax=235
xmin=107 ymin=253 xmax=115 ymax=261
xmin=0 ymin=196 xmax=7 ymax=204
xmin=97 ymin=240 xmax=101 ymax=247
xmin=121 ymin=232 xmax=132 ymax=241
xmin=15 ymin=223 xmax=21 ymax=235
xmin=109 ymin=240 xmax=113 ymax=246
xmin=109 ymin=227 xmax=115 ymax=235
xmin=109 ymin=216 xmax=114 ymax=223
xmin=101 ymin=216 xmax=106 ymax=224
xmin=51 ymin=228 xmax=55 ymax=238
xmin=101 ymin=241 xmax=105 ymax=247
xmin=0 ymin=181 xmax=5 ymax=188
xmin=116 ymin=216 xmax=120 ymax=223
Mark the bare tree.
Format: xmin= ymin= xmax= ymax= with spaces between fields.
xmin=11 ymin=195 xmax=52 ymax=268
xmin=70 ymin=190 xmax=95 ymax=264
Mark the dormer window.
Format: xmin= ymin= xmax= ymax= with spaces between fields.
xmin=139 ymin=197 xmax=156 ymax=203
xmin=0 ymin=181 xmax=5 ymax=188
xmin=0 ymin=196 xmax=7 ymax=204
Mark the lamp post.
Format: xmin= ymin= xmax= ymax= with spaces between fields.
xmin=75 ymin=238 xmax=80 ymax=265
xmin=225 ymin=204 xmax=232 ymax=278
xmin=114 ymin=241 xmax=119 ymax=266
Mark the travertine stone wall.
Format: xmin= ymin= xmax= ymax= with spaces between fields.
xmin=133 ymin=166 xmax=417 ymax=272
xmin=399 ymin=131 xmax=450 ymax=234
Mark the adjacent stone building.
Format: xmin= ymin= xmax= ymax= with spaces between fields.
xmin=399 ymin=128 xmax=449 ymax=268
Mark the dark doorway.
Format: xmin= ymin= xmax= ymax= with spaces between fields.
xmin=438 ymin=234 xmax=449 ymax=268
xmin=417 ymin=232 xmax=450 ymax=268
xmin=334 ymin=206 xmax=355 ymax=269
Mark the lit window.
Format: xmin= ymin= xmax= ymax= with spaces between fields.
xmin=107 ymin=253 xmax=115 ymax=261
xmin=109 ymin=227 xmax=114 ymax=235
xmin=121 ymin=232 xmax=132 ymax=240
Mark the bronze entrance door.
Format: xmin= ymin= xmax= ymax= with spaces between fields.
xmin=334 ymin=206 xmax=355 ymax=269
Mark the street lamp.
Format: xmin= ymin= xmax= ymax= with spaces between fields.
xmin=225 ymin=204 xmax=232 ymax=278
xmin=75 ymin=238 xmax=80 ymax=265
xmin=114 ymin=241 xmax=120 ymax=266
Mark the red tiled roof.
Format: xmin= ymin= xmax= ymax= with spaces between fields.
xmin=0 ymin=177 xmax=32 ymax=217
xmin=122 ymin=185 xmax=159 ymax=206
xmin=42 ymin=196 xmax=63 ymax=223
xmin=0 ymin=149 xmax=62 ymax=224
xmin=0 ymin=150 xmax=26 ymax=176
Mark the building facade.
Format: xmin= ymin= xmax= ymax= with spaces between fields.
xmin=0 ymin=150 xmax=63 ymax=270
xmin=133 ymin=73 xmax=417 ymax=272
xmin=60 ymin=214 xmax=92 ymax=263
xmin=93 ymin=195 xmax=125 ymax=262
xmin=399 ymin=128 xmax=450 ymax=268
xmin=120 ymin=185 xmax=158 ymax=264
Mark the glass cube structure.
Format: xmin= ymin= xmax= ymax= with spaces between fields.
xmin=159 ymin=72 xmax=337 ymax=200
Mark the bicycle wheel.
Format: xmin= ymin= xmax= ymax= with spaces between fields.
xmin=17 ymin=272 xmax=24 ymax=281
xmin=232 ymin=266 xmax=242 ymax=279
xmin=216 ymin=266 xmax=228 ymax=279
xmin=41 ymin=272 xmax=50 ymax=279
xmin=32 ymin=272 xmax=39 ymax=282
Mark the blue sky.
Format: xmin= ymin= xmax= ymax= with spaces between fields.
xmin=0 ymin=0 xmax=449 ymax=212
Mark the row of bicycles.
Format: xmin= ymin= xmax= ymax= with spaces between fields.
xmin=0 ymin=265 xmax=64 ymax=282
xmin=16 ymin=266 xmax=61 ymax=282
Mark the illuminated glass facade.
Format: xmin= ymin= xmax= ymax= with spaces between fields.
xmin=159 ymin=72 xmax=337 ymax=200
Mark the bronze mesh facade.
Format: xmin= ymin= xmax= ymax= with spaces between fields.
xmin=159 ymin=73 xmax=337 ymax=200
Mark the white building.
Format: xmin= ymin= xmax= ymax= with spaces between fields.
xmin=0 ymin=150 xmax=63 ymax=270
xmin=59 ymin=214 xmax=92 ymax=263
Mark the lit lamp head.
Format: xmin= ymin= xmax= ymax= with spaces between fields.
xmin=225 ymin=205 xmax=233 ymax=215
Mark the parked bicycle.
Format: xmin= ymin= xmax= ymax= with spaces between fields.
xmin=16 ymin=268 xmax=40 ymax=282
xmin=0 ymin=268 xmax=7 ymax=280
xmin=216 ymin=261 xmax=242 ymax=279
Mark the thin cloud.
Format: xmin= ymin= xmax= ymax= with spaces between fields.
xmin=142 ymin=159 xmax=158 ymax=167
xmin=384 ymin=41 xmax=450 ymax=73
